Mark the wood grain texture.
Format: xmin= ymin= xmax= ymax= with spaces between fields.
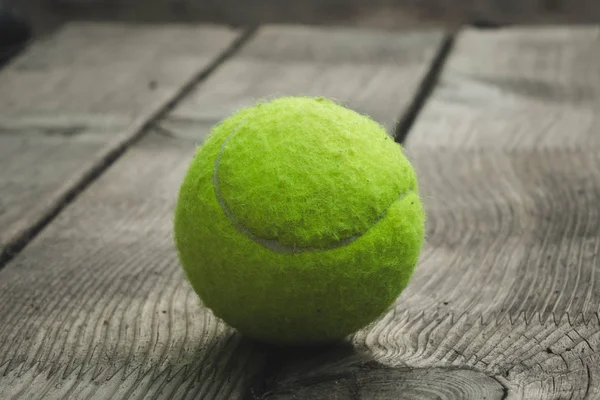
xmin=0 ymin=130 xmax=266 ymax=400
xmin=362 ymin=26 xmax=600 ymax=399
xmin=261 ymin=345 xmax=505 ymax=399
xmin=0 ymin=26 xmax=447 ymax=399
xmin=253 ymin=26 xmax=600 ymax=400
xmin=400 ymin=149 xmax=600 ymax=322
xmin=408 ymin=26 xmax=600 ymax=149
xmin=268 ymin=367 xmax=505 ymax=399
xmin=163 ymin=24 xmax=445 ymax=134
xmin=0 ymin=22 xmax=240 ymax=259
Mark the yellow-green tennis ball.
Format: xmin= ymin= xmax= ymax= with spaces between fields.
xmin=174 ymin=96 xmax=425 ymax=345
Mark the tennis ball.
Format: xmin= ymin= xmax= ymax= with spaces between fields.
xmin=174 ymin=96 xmax=425 ymax=345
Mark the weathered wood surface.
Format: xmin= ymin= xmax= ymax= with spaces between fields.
xmin=0 ymin=22 xmax=241 ymax=262
xmin=392 ymin=28 xmax=600 ymax=400
xmin=265 ymin=27 xmax=600 ymax=399
xmin=408 ymin=26 xmax=600 ymax=149
xmin=161 ymin=24 xmax=446 ymax=138
xmin=0 ymin=25 xmax=445 ymax=399
xmin=0 ymin=131 xmax=266 ymax=400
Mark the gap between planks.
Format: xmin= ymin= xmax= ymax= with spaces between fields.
xmin=0 ymin=25 xmax=258 ymax=270
xmin=394 ymin=32 xmax=456 ymax=143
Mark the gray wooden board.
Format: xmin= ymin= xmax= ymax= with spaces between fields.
xmin=0 ymin=26 xmax=446 ymax=398
xmin=0 ymin=22 xmax=240 ymax=257
xmin=0 ymin=129 xmax=266 ymax=400
xmin=160 ymin=24 xmax=445 ymax=136
xmin=390 ymin=27 xmax=600 ymax=399
xmin=408 ymin=26 xmax=600 ymax=149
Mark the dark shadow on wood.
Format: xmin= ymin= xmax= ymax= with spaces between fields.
xmin=243 ymin=338 xmax=362 ymax=400
xmin=242 ymin=334 xmax=507 ymax=399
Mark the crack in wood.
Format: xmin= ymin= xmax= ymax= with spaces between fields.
xmin=394 ymin=32 xmax=455 ymax=144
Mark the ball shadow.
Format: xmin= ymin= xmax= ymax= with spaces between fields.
xmin=236 ymin=334 xmax=386 ymax=399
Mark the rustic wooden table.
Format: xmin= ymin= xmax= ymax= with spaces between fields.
xmin=0 ymin=21 xmax=598 ymax=399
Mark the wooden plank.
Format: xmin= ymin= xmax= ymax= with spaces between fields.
xmin=398 ymin=150 xmax=600 ymax=321
xmin=384 ymin=27 xmax=600 ymax=398
xmin=0 ymin=129 xmax=266 ymax=400
xmin=402 ymin=26 xmax=600 ymax=320
xmin=162 ymin=24 xmax=445 ymax=135
xmin=0 ymin=26 xmax=446 ymax=398
xmin=257 ymin=26 xmax=600 ymax=399
xmin=408 ymin=26 xmax=600 ymax=149
xmin=0 ymin=22 xmax=241 ymax=260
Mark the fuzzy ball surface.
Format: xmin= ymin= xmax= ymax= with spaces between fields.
xmin=174 ymin=96 xmax=425 ymax=345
